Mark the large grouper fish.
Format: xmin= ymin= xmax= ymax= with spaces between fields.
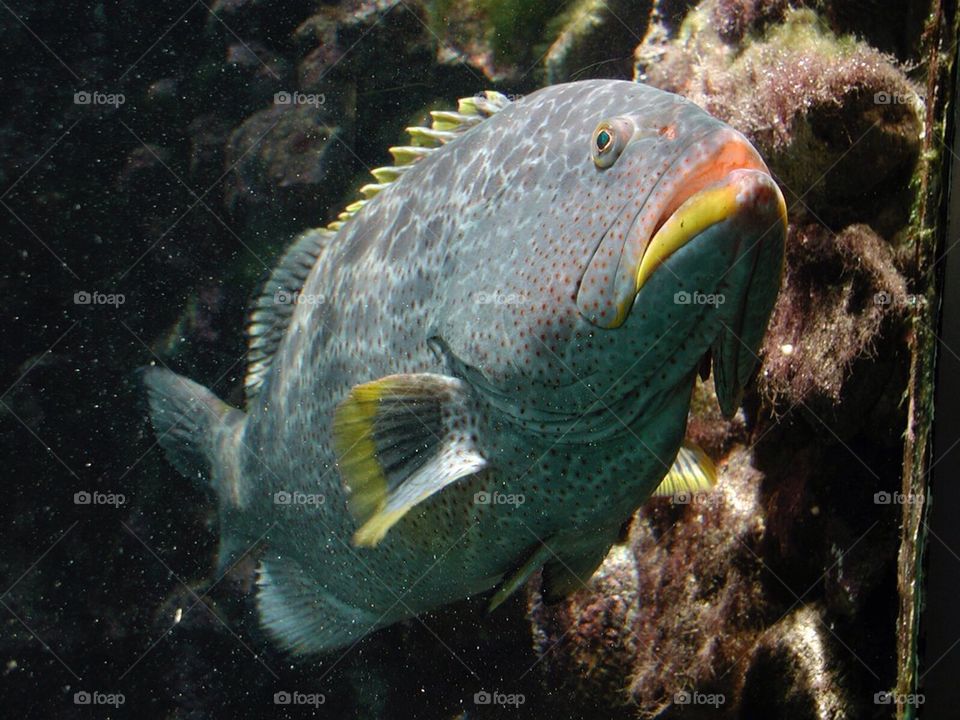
xmin=143 ymin=79 xmax=786 ymax=654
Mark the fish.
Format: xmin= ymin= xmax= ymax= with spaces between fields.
xmin=142 ymin=79 xmax=786 ymax=654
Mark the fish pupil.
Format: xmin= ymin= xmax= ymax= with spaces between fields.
xmin=597 ymin=129 xmax=611 ymax=151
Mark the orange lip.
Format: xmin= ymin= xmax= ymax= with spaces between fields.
xmin=577 ymin=131 xmax=787 ymax=329
xmin=609 ymin=139 xmax=786 ymax=325
xmin=650 ymin=139 xmax=770 ymax=237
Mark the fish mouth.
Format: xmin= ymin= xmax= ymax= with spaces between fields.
xmin=580 ymin=132 xmax=787 ymax=328
xmin=632 ymin=140 xmax=786 ymax=295
xmin=630 ymin=135 xmax=788 ymax=417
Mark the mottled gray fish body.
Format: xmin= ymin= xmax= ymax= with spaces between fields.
xmin=144 ymin=80 xmax=786 ymax=653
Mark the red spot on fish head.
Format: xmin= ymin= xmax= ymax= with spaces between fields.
xmin=658 ymin=124 xmax=677 ymax=141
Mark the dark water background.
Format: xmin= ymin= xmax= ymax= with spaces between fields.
xmin=0 ymin=1 xmax=935 ymax=718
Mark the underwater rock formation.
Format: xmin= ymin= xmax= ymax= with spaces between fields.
xmin=637 ymin=6 xmax=922 ymax=234
xmin=739 ymin=604 xmax=861 ymax=718
xmin=759 ymin=223 xmax=908 ymax=410
xmin=524 ymin=2 xmax=920 ymax=717
xmin=530 ymin=445 xmax=769 ymax=717
xmin=224 ymin=103 xmax=346 ymax=220
xmin=0 ymin=0 xmax=937 ymax=718
xmin=544 ymin=0 xmax=652 ymax=84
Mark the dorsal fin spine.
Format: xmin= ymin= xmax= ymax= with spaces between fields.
xmin=243 ymin=91 xmax=514 ymax=403
xmin=244 ymin=227 xmax=334 ymax=403
xmin=326 ymin=89 xmax=511 ymax=230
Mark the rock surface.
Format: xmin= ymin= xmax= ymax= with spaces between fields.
xmin=0 ymin=0 xmax=930 ymax=718
xmin=523 ymin=2 xmax=921 ymax=717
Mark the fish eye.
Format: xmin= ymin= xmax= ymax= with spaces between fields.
xmin=596 ymin=129 xmax=612 ymax=152
xmin=592 ymin=118 xmax=632 ymax=169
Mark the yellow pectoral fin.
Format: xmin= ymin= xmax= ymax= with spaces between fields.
xmin=651 ymin=441 xmax=718 ymax=499
xmin=332 ymin=373 xmax=487 ymax=548
xmin=353 ymin=508 xmax=409 ymax=548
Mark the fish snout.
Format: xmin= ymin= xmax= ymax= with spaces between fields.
xmin=632 ymin=138 xmax=786 ymax=296
xmin=722 ymin=168 xmax=788 ymax=236
xmin=576 ymin=128 xmax=786 ymax=329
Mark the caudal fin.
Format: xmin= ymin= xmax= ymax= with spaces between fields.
xmin=141 ymin=366 xmax=238 ymax=485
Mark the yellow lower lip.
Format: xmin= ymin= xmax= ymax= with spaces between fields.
xmin=608 ymin=182 xmax=743 ymax=327
xmin=634 ymin=182 xmax=742 ymax=292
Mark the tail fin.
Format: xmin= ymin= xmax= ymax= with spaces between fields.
xmin=141 ymin=366 xmax=240 ymax=486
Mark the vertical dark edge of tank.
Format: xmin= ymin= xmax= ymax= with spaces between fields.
xmin=920 ymin=2 xmax=960 ymax=718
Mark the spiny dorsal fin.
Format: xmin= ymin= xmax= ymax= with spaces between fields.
xmin=244 ymin=92 xmax=512 ymax=402
xmin=245 ymin=227 xmax=334 ymax=403
xmin=325 ymin=90 xmax=512 ymax=231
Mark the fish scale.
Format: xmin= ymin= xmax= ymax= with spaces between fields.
xmin=142 ymin=79 xmax=786 ymax=654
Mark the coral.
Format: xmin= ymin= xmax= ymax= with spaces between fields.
xmin=739 ymin=605 xmax=861 ymax=718
xmin=527 ymin=397 xmax=903 ymax=718
xmin=530 ymin=545 xmax=643 ymax=708
xmin=224 ymin=103 xmax=348 ymax=233
xmin=544 ymin=0 xmax=653 ymax=84
xmin=637 ymin=7 xmax=922 ymax=233
xmin=530 ymin=446 xmax=771 ymax=718
xmin=711 ymin=0 xmax=789 ymax=44
xmin=759 ymin=223 xmax=908 ymax=408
